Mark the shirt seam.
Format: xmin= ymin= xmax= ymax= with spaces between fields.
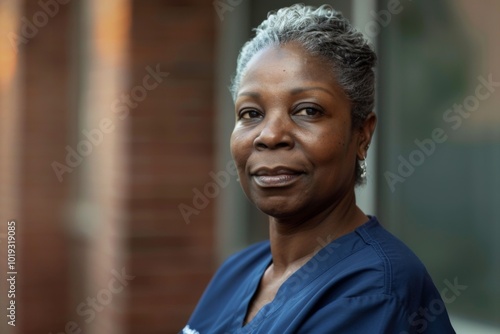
xmin=356 ymin=226 xmax=393 ymax=296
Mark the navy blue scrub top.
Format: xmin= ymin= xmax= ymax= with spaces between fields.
xmin=182 ymin=217 xmax=455 ymax=333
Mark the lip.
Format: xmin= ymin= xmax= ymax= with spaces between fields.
xmin=251 ymin=166 xmax=304 ymax=188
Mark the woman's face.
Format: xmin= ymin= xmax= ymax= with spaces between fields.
xmin=231 ymin=42 xmax=367 ymax=221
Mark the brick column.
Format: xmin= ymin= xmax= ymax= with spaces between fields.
xmin=0 ymin=0 xmax=73 ymax=332
xmin=125 ymin=1 xmax=217 ymax=332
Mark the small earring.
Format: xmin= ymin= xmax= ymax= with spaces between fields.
xmin=360 ymin=157 xmax=367 ymax=179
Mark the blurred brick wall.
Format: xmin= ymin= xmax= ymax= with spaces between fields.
xmin=126 ymin=1 xmax=217 ymax=332
xmin=0 ymin=1 xmax=22 ymax=334
xmin=23 ymin=0 xmax=72 ymax=331
xmin=0 ymin=0 xmax=73 ymax=333
xmin=0 ymin=0 xmax=217 ymax=333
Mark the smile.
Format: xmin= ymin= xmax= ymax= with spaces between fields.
xmin=251 ymin=166 xmax=304 ymax=188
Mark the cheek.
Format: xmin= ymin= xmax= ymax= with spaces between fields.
xmin=306 ymin=131 xmax=353 ymax=170
xmin=230 ymin=132 xmax=254 ymax=199
xmin=230 ymin=130 xmax=250 ymax=174
xmin=308 ymin=133 xmax=344 ymax=160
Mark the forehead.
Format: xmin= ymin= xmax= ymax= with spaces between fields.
xmin=238 ymin=42 xmax=342 ymax=95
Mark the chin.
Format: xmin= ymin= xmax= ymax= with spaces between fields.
xmin=253 ymin=198 xmax=304 ymax=220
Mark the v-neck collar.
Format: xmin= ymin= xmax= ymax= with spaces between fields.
xmin=235 ymin=217 xmax=376 ymax=332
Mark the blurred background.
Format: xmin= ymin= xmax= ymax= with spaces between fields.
xmin=0 ymin=0 xmax=498 ymax=333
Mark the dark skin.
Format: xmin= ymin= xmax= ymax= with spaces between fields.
xmin=230 ymin=42 xmax=376 ymax=325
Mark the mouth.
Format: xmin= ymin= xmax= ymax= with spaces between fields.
xmin=251 ymin=166 xmax=305 ymax=188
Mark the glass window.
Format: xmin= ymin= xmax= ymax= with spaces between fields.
xmin=377 ymin=0 xmax=500 ymax=328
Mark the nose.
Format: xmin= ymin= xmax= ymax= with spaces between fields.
xmin=253 ymin=114 xmax=294 ymax=150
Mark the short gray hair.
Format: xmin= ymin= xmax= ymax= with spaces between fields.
xmin=231 ymin=4 xmax=376 ymax=128
xmin=230 ymin=4 xmax=377 ymax=184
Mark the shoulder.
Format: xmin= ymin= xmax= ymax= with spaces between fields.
xmin=186 ymin=240 xmax=271 ymax=330
xmin=296 ymin=217 xmax=454 ymax=333
xmin=354 ymin=217 xmax=442 ymax=307
xmin=275 ymin=218 xmax=454 ymax=333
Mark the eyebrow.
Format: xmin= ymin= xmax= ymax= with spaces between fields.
xmin=237 ymin=86 xmax=338 ymax=99
xmin=289 ymin=86 xmax=337 ymax=97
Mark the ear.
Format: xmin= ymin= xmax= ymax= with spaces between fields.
xmin=356 ymin=112 xmax=377 ymax=160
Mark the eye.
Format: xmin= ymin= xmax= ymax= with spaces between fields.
xmin=294 ymin=107 xmax=322 ymax=117
xmin=239 ymin=109 xmax=262 ymax=119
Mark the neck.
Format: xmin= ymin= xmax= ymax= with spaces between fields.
xmin=267 ymin=190 xmax=368 ymax=275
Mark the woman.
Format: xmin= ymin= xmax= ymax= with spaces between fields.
xmin=183 ymin=4 xmax=455 ymax=333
